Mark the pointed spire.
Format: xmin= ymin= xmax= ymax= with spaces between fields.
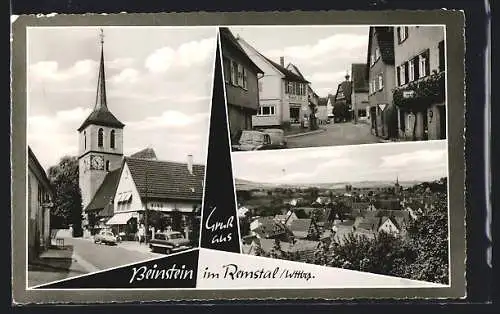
xmin=95 ymin=28 xmax=108 ymax=111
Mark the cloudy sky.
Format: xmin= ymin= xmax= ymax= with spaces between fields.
xmin=229 ymin=26 xmax=369 ymax=97
xmin=232 ymin=141 xmax=448 ymax=184
xmin=27 ymin=26 xmax=216 ymax=171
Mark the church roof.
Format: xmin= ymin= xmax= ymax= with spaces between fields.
xmin=130 ymin=148 xmax=157 ymax=160
xmin=84 ymin=168 xmax=121 ymax=215
xmin=125 ymin=157 xmax=205 ymax=201
xmin=78 ymin=32 xmax=125 ymax=132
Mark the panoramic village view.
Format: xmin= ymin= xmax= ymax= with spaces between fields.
xmin=233 ymin=141 xmax=449 ymax=285
xmin=27 ymin=27 xmax=215 ymax=287
xmin=221 ymin=26 xmax=446 ymax=151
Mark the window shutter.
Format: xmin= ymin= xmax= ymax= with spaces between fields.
xmin=404 ymin=62 xmax=409 ymax=83
xmin=396 ymin=66 xmax=401 ymax=86
xmin=425 ymin=49 xmax=430 ymax=75
xmin=413 ymin=56 xmax=420 ymax=80
xmin=438 ymin=41 xmax=445 ymax=72
xmin=397 ymin=27 xmax=401 ymax=43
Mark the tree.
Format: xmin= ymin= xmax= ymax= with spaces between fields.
xmin=48 ymin=156 xmax=83 ymax=237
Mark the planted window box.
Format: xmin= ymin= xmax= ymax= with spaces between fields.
xmin=393 ymin=70 xmax=445 ymax=110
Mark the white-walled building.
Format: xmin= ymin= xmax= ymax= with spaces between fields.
xmin=236 ymin=37 xmax=310 ymax=128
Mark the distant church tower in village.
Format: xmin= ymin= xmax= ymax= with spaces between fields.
xmin=394 ymin=175 xmax=401 ymax=195
xmin=78 ymin=29 xmax=125 ymax=209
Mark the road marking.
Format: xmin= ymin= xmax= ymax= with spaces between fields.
xmin=71 ymin=251 xmax=100 ymax=273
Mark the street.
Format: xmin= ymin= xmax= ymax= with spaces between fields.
xmin=28 ymin=237 xmax=164 ymax=287
xmin=287 ymin=121 xmax=381 ymax=149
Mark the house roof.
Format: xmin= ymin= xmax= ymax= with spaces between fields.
xmin=261 ymin=55 xmax=309 ymax=83
xmin=255 ymin=238 xmax=319 ymax=254
xmin=125 ymin=157 xmax=205 ymax=201
xmin=28 ymin=146 xmax=53 ymax=194
xmin=366 ymin=27 xmax=395 ymax=76
xmin=220 ymin=28 xmax=263 ymax=75
xmin=253 ymin=220 xmax=289 ymax=239
xmin=351 ymin=63 xmax=369 ymax=93
xmin=130 ymin=148 xmax=157 ymax=160
xmin=286 ymin=62 xmax=306 ymax=79
xmin=84 ymin=168 xmax=121 ymax=216
xmin=289 ymin=218 xmax=314 ymax=237
xmin=354 ymin=216 xmax=381 ymax=231
xmin=351 ymin=202 xmax=370 ymax=210
xmin=376 ymin=199 xmax=401 ymax=210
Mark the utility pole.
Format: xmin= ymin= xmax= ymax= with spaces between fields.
xmin=144 ymin=164 xmax=149 ymax=243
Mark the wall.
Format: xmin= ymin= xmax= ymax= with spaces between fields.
xmin=80 ymin=124 xmax=124 ymax=157
xmin=114 ymin=163 xmax=144 ymax=213
xmin=394 ymin=26 xmax=445 ymax=72
xmin=252 ymin=99 xmax=281 ymax=127
xmin=222 ymin=44 xmax=260 ymax=112
xmin=317 ymin=105 xmax=328 ymax=121
xmin=352 ymin=91 xmax=369 ymax=121
xmin=228 ymin=104 xmax=254 ymax=140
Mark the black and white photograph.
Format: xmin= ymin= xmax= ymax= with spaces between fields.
xmin=26 ymin=26 xmax=216 ymax=288
xmin=233 ymin=141 xmax=450 ymax=285
xmin=221 ymin=26 xmax=446 ymax=152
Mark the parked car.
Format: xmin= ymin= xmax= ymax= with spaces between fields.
xmin=94 ymin=229 xmax=120 ymax=245
xmin=149 ymin=231 xmax=191 ymax=254
xmin=262 ymin=129 xmax=287 ymax=149
xmin=231 ymin=130 xmax=273 ymax=151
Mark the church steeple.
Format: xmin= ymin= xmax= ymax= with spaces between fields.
xmin=95 ymin=29 xmax=108 ymax=112
xmin=77 ymin=29 xmax=125 ymax=132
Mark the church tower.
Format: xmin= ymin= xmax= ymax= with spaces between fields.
xmin=78 ymin=29 xmax=125 ymax=209
xmin=394 ymin=175 xmax=401 ymax=195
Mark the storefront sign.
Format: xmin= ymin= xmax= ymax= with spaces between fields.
xmin=403 ymin=90 xmax=416 ymax=98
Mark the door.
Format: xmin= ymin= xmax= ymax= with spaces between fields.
xmin=370 ymin=107 xmax=377 ymax=136
xmin=438 ymin=105 xmax=446 ymax=139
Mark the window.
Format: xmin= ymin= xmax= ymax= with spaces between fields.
xmin=419 ymin=51 xmax=430 ymax=78
xmin=83 ymin=131 xmax=86 ymax=150
xmin=358 ymin=109 xmax=367 ymax=117
xmin=287 ymin=81 xmax=293 ymax=94
xmin=223 ymin=57 xmax=231 ymax=83
xmin=397 ymin=26 xmax=409 ymax=43
xmin=98 ymin=128 xmax=104 ymax=147
xmin=375 ymin=47 xmax=381 ymax=61
xmin=237 ymin=64 xmax=244 ymax=87
xmin=110 ymin=130 xmax=115 ymax=149
xmin=105 ymin=160 xmax=110 ymax=171
xmin=258 ymin=105 xmax=276 ymax=116
xmin=438 ymin=40 xmax=445 ymax=72
xmin=408 ymin=59 xmax=415 ymax=82
xmin=242 ymin=67 xmax=248 ymax=89
xmin=378 ymin=73 xmax=384 ymax=90
xmin=231 ymin=60 xmax=238 ymax=85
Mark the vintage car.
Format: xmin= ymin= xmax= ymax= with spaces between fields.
xmin=94 ymin=229 xmax=120 ymax=245
xmin=149 ymin=231 xmax=191 ymax=254
xmin=231 ymin=130 xmax=273 ymax=151
xmin=262 ymin=129 xmax=287 ymax=149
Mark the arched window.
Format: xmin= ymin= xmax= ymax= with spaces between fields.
xmin=83 ymin=131 xmax=87 ymax=150
xmin=110 ymin=130 xmax=115 ymax=149
xmin=105 ymin=160 xmax=110 ymax=172
xmin=98 ymin=128 xmax=104 ymax=147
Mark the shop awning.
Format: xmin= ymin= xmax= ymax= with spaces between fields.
xmin=106 ymin=212 xmax=136 ymax=225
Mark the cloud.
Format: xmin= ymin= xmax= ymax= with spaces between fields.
xmin=266 ymin=34 xmax=367 ymax=61
xmin=107 ymin=57 xmax=135 ymax=69
xmin=28 ymin=107 xmax=93 ymax=169
xmin=310 ymin=71 xmax=347 ymax=83
xmin=144 ymin=37 xmax=215 ymax=73
xmin=379 ymin=149 xmax=447 ymax=169
xmin=125 ymin=111 xmax=209 ymax=130
xmin=29 ymin=59 xmax=98 ymax=81
xmin=110 ymin=68 xmax=140 ymax=84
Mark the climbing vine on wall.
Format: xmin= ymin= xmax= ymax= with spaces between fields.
xmin=393 ymin=70 xmax=445 ymax=110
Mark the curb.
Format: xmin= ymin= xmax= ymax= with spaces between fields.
xmin=285 ymin=128 xmax=326 ymax=139
xmin=29 ymin=261 xmax=89 ymax=274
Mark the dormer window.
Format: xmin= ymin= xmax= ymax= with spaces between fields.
xmin=110 ymin=130 xmax=115 ymax=149
xmin=98 ymin=128 xmax=104 ymax=147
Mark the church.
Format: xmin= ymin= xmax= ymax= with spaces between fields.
xmin=78 ymin=31 xmax=205 ymax=241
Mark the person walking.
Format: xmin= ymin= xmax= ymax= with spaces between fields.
xmin=138 ymin=224 xmax=145 ymax=245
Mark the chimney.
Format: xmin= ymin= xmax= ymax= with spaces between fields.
xmin=187 ymin=154 xmax=193 ymax=175
xmin=280 ymin=56 xmax=284 ymax=67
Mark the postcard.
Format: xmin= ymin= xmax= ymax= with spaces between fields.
xmin=11 ymin=11 xmax=466 ymax=304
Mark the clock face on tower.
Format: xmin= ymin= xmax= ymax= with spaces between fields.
xmin=90 ymin=155 xmax=105 ymax=170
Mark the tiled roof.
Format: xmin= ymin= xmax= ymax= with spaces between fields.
xmin=376 ymin=199 xmax=401 ymax=210
xmin=335 ymin=80 xmax=352 ymax=103
xmin=255 ymin=239 xmax=319 ymax=255
xmin=366 ymin=27 xmax=395 ymax=78
xmin=253 ymin=220 xmax=289 ymax=239
xmin=289 ymin=218 xmax=313 ymax=233
xmin=262 ymin=56 xmax=310 ymax=83
xmin=130 ymin=148 xmax=157 ymax=160
xmin=354 ymin=216 xmax=381 ymax=231
xmin=351 ymin=202 xmax=370 ymax=210
xmin=125 ymin=157 xmax=205 ymax=201
xmin=351 ymin=63 xmax=369 ymax=93
xmin=84 ymin=168 xmax=121 ymax=216
xmin=220 ymin=27 xmax=263 ymax=74
xmin=286 ymin=63 xmax=306 ymax=79
xmin=78 ymin=108 xmax=125 ymax=132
